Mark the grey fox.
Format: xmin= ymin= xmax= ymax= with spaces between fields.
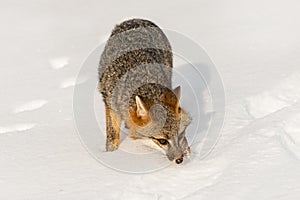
xmin=98 ymin=18 xmax=191 ymax=164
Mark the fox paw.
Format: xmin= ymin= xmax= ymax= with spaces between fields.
xmin=106 ymin=141 xmax=119 ymax=151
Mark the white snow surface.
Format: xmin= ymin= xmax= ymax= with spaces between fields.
xmin=1 ymin=0 xmax=300 ymax=199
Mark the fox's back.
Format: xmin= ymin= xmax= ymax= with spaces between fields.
xmin=99 ymin=19 xmax=173 ymax=115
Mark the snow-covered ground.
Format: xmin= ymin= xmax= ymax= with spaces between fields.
xmin=1 ymin=0 xmax=300 ymax=199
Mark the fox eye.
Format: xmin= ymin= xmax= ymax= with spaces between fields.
xmin=157 ymin=139 xmax=168 ymax=145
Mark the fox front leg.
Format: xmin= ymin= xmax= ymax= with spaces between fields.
xmin=105 ymin=106 xmax=121 ymax=151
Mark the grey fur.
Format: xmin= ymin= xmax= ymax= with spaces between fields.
xmin=98 ymin=18 xmax=191 ymax=163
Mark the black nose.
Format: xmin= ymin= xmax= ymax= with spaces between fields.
xmin=175 ymin=158 xmax=183 ymax=164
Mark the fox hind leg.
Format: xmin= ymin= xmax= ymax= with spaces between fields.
xmin=105 ymin=106 xmax=121 ymax=151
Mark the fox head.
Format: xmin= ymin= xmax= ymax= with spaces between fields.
xmin=129 ymin=86 xmax=191 ymax=164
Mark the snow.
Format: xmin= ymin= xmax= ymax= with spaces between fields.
xmin=13 ymin=100 xmax=48 ymax=114
xmin=1 ymin=0 xmax=300 ymax=199
xmin=49 ymin=57 xmax=70 ymax=70
xmin=245 ymin=73 xmax=300 ymax=118
xmin=0 ymin=123 xmax=36 ymax=134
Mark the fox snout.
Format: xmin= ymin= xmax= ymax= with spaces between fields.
xmin=173 ymin=153 xmax=184 ymax=164
xmin=166 ymin=146 xmax=189 ymax=164
xmin=164 ymin=135 xmax=190 ymax=164
xmin=175 ymin=157 xmax=184 ymax=164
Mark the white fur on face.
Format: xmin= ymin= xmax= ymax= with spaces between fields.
xmin=139 ymin=138 xmax=166 ymax=153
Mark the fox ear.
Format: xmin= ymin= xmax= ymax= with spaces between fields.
xmin=135 ymin=96 xmax=148 ymax=118
xmin=173 ymin=86 xmax=181 ymax=113
xmin=173 ymin=86 xmax=181 ymax=100
xmin=160 ymin=87 xmax=181 ymax=113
